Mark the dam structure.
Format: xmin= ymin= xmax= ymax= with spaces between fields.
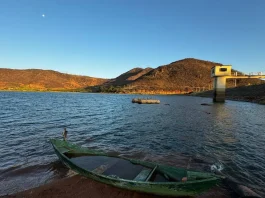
xmin=211 ymin=65 xmax=265 ymax=102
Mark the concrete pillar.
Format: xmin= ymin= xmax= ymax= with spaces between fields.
xmin=213 ymin=77 xmax=226 ymax=102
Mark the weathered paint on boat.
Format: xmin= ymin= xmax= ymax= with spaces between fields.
xmin=50 ymin=139 xmax=220 ymax=197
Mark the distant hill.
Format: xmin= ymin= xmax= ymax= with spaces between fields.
xmin=1 ymin=58 xmax=264 ymax=93
xmin=0 ymin=69 xmax=107 ymax=91
xmin=90 ymin=58 xmax=264 ymax=94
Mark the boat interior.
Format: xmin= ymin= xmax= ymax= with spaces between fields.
xmin=64 ymin=152 xmax=182 ymax=182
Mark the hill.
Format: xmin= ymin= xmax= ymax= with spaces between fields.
xmin=1 ymin=58 xmax=264 ymax=94
xmin=91 ymin=58 xmax=264 ymax=94
xmin=103 ymin=67 xmax=153 ymax=87
xmin=0 ymin=69 xmax=107 ymax=91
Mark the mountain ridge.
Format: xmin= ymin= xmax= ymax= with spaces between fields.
xmin=0 ymin=58 xmax=264 ymax=93
xmin=97 ymin=58 xmax=263 ymax=94
xmin=0 ymin=68 xmax=107 ymax=91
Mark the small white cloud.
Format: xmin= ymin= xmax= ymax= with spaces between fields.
xmin=42 ymin=14 xmax=45 ymax=18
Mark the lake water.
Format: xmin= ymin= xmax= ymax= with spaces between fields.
xmin=0 ymin=92 xmax=264 ymax=197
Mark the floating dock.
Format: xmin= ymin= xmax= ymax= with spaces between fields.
xmin=132 ymin=98 xmax=160 ymax=104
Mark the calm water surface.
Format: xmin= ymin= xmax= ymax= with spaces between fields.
xmin=0 ymin=92 xmax=264 ymax=196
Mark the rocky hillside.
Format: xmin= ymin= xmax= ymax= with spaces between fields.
xmin=91 ymin=58 xmax=264 ymax=94
xmin=1 ymin=58 xmax=264 ymax=93
xmin=0 ymin=69 xmax=107 ymax=91
xmin=103 ymin=67 xmax=153 ymax=87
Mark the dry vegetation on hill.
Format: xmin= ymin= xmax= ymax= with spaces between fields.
xmin=90 ymin=58 xmax=263 ymax=94
xmin=103 ymin=67 xmax=153 ymax=87
xmin=1 ymin=58 xmax=264 ymax=95
xmin=0 ymin=69 xmax=107 ymax=91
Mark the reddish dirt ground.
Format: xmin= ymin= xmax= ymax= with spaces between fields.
xmin=1 ymin=175 xmax=234 ymax=198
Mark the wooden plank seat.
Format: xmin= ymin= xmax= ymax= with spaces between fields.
xmin=134 ymin=165 xmax=158 ymax=181
xmin=134 ymin=168 xmax=152 ymax=181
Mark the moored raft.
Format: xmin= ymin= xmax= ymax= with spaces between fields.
xmin=132 ymin=98 xmax=160 ymax=104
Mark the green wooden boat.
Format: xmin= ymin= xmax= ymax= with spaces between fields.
xmin=50 ymin=138 xmax=221 ymax=197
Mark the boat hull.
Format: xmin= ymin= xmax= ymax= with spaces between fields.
xmin=51 ymin=139 xmax=220 ymax=197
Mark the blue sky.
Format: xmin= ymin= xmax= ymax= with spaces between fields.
xmin=0 ymin=0 xmax=265 ymax=78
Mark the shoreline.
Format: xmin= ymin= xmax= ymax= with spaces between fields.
xmin=1 ymin=175 xmax=162 ymax=198
xmin=1 ymin=90 xmax=264 ymax=105
xmin=194 ymin=94 xmax=265 ymax=105
xmin=1 ymin=175 xmax=233 ymax=198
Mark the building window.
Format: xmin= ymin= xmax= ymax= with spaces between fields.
xmin=220 ymin=68 xmax=227 ymax=72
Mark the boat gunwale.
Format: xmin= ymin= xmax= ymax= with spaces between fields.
xmin=50 ymin=138 xmax=221 ymax=185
